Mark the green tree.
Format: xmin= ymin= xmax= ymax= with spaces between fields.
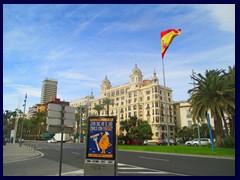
xmin=176 ymin=126 xmax=194 ymax=141
xmin=224 ymin=66 xmax=235 ymax=138
xmin=188 ymin=69 xmax=235 ymax=147
xmin=93 ymin=104 xmax=104 ymax=116
xmin=119 ymin=116 xmax=153 ymax=145
xmin=102 ymin=98 xmax=114 ymax=116
xmin=75 ymin=105 xmax=86 ymax=139
xmin=200 ymin=123 xmax=210 ymax=138
xmin=3 ymin=110 xmax=15 ymax=138
xmin=30 ymin=111 xmax=47 ymax=139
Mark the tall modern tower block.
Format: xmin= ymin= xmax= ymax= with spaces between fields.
xmin=41 ymin=78 xmax=58 ymax=104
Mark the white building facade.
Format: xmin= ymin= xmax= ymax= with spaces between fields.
xmin=70 ymin=65 xmax=175 ymax=140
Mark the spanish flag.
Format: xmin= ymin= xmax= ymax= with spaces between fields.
xmin=161 ymin=29 xmax=181 ymax=59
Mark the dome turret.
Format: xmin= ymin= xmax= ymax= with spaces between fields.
xmin=152 ymin=69 xmax=159 ymax=85
xmin=101 ymin=75 xmax=111 ymax=92
xmin=129 ymin=64 xmax=143 ymax=87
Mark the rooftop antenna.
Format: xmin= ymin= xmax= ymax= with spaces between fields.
xmin=134 ymin=54 xmax=137 ymax=66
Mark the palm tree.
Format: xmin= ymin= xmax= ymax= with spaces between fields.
xmin=188 ymin=69 xmax=235 ymax=147
xmin=30 ymin=111 xmax=47 ymax=139
xmin=93 ymin=104 xmax=104 ymax=116
xmin=76 ymin=105 xmax=86 ymax=139
xmin=102 ymin=98 xmax=114 ymax=116
xmin=224 ymin=66 xmax=235 ymax=137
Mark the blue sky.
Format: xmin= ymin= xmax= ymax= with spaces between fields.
xmin=3 ymin=4 xmax=235 ymax=112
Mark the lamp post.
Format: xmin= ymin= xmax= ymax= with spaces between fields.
xmin=20 ymin=94 xmax=27 ymax=147
xmin=78 ymin=105 xmax=82 ymax=143
xmin=192 ymin=70 xmax=201 ymax=146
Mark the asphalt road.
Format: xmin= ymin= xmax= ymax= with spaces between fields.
xmin=3 ymin=141 xmax=235 ymax=176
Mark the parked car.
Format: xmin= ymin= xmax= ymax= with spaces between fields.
xmin=143 ymin=139 xmax=148 ymax=145
xmin=15 ymin=138 xmax=24 ymax=143
xmin=156 ymin=138 xmax=177 ymax=146
xmin=185 ymin=138 xmax=211 ymax=146
xmin=47 ymin=138 xmax=58 ymax=143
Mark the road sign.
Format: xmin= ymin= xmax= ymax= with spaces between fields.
xmin=48 ymin=111 xmax=75 ymax=120
xmin=48 ymin=104 xmax=75 ymax=113
xmin=46 ymin=118 xmax=61 ymax=126
xmin=64 ymin=119 xmax=75 ymax=127
xmin=47 ymin=103 xmax=75 ymax=127
xmin=48 ymin=103 xmax=62 ymax=111
xmin=64 ymin=112 xmax=75 ymax=120
xmin=64 ymin=106 xmax=75 ymax=113
xmin=48 ymin=111 xmax=62 ymax=118
xmin=47 ymin=125 xmax=73 ymax=133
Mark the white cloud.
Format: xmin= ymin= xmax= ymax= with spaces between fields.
xmin=56 ymin=71 xmax=95 ymax=82
xmin=193 ymin=4 xmax=235 ymax=33
xmin=4 ymin=83 xmax=41 ymax=98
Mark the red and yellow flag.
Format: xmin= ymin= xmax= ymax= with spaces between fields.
xmin=161 ymin=29 xmax=181 ymax=59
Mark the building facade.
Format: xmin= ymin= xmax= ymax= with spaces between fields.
xmin=41 ymin=78 xmax=58 ymax=104
xmin=70 ymin=65 xmax=175 ymax=140
xmin=173 ymin=100 xmax=215 ymax=130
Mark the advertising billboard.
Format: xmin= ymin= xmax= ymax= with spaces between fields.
xmin=86 ymin=116 xmax=116 ymax=160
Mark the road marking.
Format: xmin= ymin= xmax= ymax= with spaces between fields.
xmin=3 ymin=151 xmax=44 ymax=164
xmin=138 ymin=156 xmax=170 ymax=162
xmin=61 ymin=169 xmax=84 ymax=176
xmin=118 ymin=171 xmax=171 ymax=174
xmin=72 ymin=152 xmax=80 ymax=155
xmin=58 ymin=163 xmax=188 ymax=176
xmin=118 ymin=163 xmax=187 ymax=176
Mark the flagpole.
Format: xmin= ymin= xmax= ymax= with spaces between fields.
xmin=161 ymin=57 xmax=169 ymax=146
xmin=160 ymin=28 xmax=181 ymax=146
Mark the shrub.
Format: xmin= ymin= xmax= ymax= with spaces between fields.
xmin=222 ymin=136 xmax=235 ymax=148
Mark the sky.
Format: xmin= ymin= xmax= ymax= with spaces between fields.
xmin=3 ymin=4 xmax=235 ymax=112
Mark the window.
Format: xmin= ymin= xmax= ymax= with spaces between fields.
xmin=186 ymin=110 xmax=192 ymax=118
xmin=188 ymin=120 xmax=192 ymax=128
xmin=111 ymin=91 xmax=115 ymax=96
xmin=121 ymin=89 xmax=124 ymax=94
xmin=133 ymin=105 xmax=137 ymax=110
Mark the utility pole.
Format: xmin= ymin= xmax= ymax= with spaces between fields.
xmin=79 ymin=105 xmax=82 ymax=143
xmin=20 ymin=94 xmax=27 ymax=147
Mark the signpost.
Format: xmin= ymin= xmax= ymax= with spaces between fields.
xmin=84 ymin=116 xmax=117 ymax=176
xmin=46 ymin=103 xmax=75 ymax=176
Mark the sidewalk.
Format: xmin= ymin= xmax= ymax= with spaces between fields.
xmin=3 ymin=142 xmax=84 ymax=176
xmin=3 ymin=143 xmax=42 ymax=163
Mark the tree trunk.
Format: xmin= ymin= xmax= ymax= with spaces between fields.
xmin=220 ymin=110 xmax=228 ymax=137
xmin=214 ymin=118 xmax=223 ymax=147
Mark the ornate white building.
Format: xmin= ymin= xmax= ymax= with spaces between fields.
xmin=70 ymin=65 xmax=175 ymax=140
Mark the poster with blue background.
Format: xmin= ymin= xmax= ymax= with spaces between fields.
xmin=86 ymin=116 xmax=116 ymax=160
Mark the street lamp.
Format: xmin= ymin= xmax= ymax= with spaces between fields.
xmin=192 ymin=70 xmax=201 ymax=146
xmin=20 ymin=94 xmax=27 ymax=147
